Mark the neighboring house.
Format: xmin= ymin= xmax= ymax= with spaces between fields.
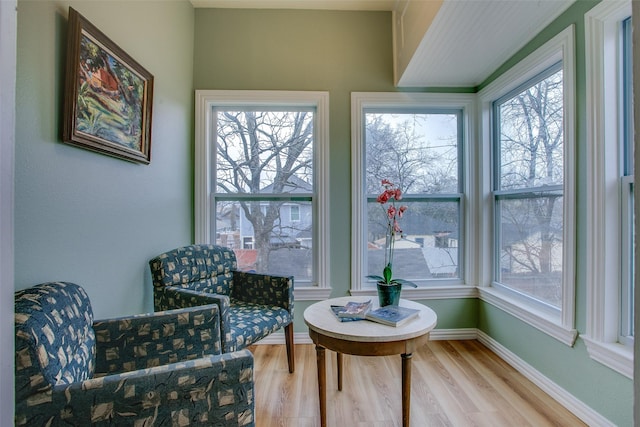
xmin=236 ymin=175 xmax=313 ymax=250
xmin=216 ymin=175 xmax=313 ymax=276
xmin=369 ymin=214 xmax=461 ymax=278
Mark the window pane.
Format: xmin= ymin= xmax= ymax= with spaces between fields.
xmin=213 ymin=108 xmax=316 ymax=283
xmin=363 ymin=109 xmax=462 ymax=286
xmin=622 ymin=181 xmax=634 ymax=339
xmin=215 ymin=200 xmax=312 ymax=281
xmin=497 ymin=194 xmax=563 ymax=308
xmin=497 ymin=69 xmax=564 ymax=190
xmin=365 ymin=112 xmax=459 ymax=195
xmin=215 ymin=110 xmax=314 ymax=194
xmin=367 ymin=200 xmax=460 ymax=281
xmin=621 ymin=17 xmax=634 ymax=342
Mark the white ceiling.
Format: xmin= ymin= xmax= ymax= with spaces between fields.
xmin=190 ymin=0 xmax=575 ymax=87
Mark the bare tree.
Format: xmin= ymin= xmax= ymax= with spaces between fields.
xmin=365 ymin=113 xmax=459 ymax=243
xmin=216 ymin=110 xmax=313 ymax=271
xmin=498 ymin=70 xmax=564 ymax=276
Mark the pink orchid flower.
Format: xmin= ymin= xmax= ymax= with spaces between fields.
xmin=366 ymin=179 xmax=418 ymax=288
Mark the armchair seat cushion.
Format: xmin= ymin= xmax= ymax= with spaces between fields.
xmin=227 ymin=302 xmax=292 ymax=351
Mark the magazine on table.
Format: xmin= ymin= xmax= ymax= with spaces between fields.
xmin=330 ymin=300 xmax=372 ymax=321
xmin=365 ymin=305 xmax=420 ymax=327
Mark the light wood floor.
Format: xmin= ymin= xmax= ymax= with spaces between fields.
xmin=249 ymin=340 xmax=587 ymax=427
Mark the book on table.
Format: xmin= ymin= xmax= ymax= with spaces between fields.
xmin=365 ymin=305 xmax=420 ymax=327
xmin=330 ymin=300 xmax=372 ymax=321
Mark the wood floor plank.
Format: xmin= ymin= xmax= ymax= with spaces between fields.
xmin=249 ymin=341 xmax=587 ymax=427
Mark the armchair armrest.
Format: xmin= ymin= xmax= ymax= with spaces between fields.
xmin=93 ymin=304 xmax=222 ymax=375
xmin=157 ymin=285 xmax=231 ymax=313
xmin=15 ymin=350 xmax=255 ymax=427
xmin=232 ymin=271 xmax=294 ymax=313
xmin=158 ymin=286 xmax=234 ymax=351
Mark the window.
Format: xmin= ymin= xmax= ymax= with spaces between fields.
xmin=351 ymin=92 xmax=476 ymax=298
xmin=290 ymin=205 xmax=300 ymax=222
xmin=492 ymin=64 xmax=565 ymax=311
xmin=195 ymin=91 xmax=331 ymax=299
xmin=619 ymin=17 xmax=634 ymax=347
xmin=584 ymin=1 xmax=633 ymax=378
xmin=478 ymin=26 xmax=576 ymax=346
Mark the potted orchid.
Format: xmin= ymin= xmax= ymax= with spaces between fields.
xmin=367 ymin=179 xmax=417 ymax=306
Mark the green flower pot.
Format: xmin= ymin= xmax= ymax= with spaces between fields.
xmin=377 ymin=282 xmax=402 ymax=307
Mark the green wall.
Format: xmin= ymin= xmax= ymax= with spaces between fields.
xmin=13 ymin=2 xmax=633 ymax=424
xmin=194 ymin=5 xmax=632 ymax=425
xmin=15 ymin=0 xmax=195 ymax=318
xmin=193 ymin=8 xmax=479 ymax=333
xmin=477 ymin=1 xmax=632 ymax=425
xmin=194 ymin=10 xmax=397 ymax=317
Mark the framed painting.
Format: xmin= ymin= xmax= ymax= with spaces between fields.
xmin=63 ymin=7 xmax=153 ymax=164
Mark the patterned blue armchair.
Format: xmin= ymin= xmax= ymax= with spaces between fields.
xmin=149 ymin=245 xmax=295 ymax=373
xmin=15 ymin=281 xmax=255 ymax=426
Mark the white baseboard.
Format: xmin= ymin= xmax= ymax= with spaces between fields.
xmin=256 ymin=328 xmax=612 ymax=426
xmin=476 ymin=330 xmax=614 ymax=427
xmin=256 ymin=332 xmax=312 ymax=345
xmin=429 ymin=328 xmax=477 ymax=340
xmin=255 ymin=328 xmax=477 ymax=345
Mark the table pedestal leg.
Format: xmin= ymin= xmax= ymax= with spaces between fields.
xmin=316 ymin=345 xmax=327 ymax=427
xmin=401 ymin=353 xmax=412 ymax=427
xmin=337 ymin=352 xmax=343 ymax=391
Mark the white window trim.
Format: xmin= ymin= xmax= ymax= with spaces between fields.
xmin=194 ymin=90 xmax=331 ymax=300
xmin=583 ymin=0 xmax=633 ymax=378
xmin=478 ymin=26 xmax=578 ymax=346
xmin=350 ymin=92 xmax=477 ymax=300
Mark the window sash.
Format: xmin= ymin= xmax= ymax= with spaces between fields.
xmin=492 ymin=62 xmax=563 ymax=193
xmin=620 ymin=177 xmax=634 ymax=343
xmin=195 ymin=90 xmax=331 ymax=299
xmin=491 ymin=64 xmax=565 ymax=309
xmin=619 ymin=16 xmax=634 ymax=344
xmin=365 ymin=197 xmax=463 ymax=284
xmin=363 ymin=109 xmax=464 ymax=285
xmin=211 ymin=108 xmax=317 ymax=283
xmin=351 ymin=92 xmax=476 ymax=294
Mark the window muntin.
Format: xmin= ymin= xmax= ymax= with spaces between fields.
xmin=364 ymin=110 xmax=463 ymax=285
xmin=212 ymin=108 xmax=316 ymax=283
xmin=493 ymin=64 xmax=565 ymax=310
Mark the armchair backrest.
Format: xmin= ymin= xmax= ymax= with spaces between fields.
xmin=149 ymin=244 xmax=237 ymax=296
xmin=15 ymin=282 xmax=96 ymax=394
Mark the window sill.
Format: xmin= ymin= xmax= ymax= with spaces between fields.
xmin=350 ymin=284 xmax=477 ymax=300
xmin=478 ymin=287 xmax=578 ymax=347
xmin=293 ymin=286 xmax=332 ymax=301
xmin=582 ymin=336 xmax=633 ymax=379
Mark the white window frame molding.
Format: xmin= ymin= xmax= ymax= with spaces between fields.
xmin=583 ymin=0 xmax=633 ymax=378
xmin=194 ymin=90 xmax=331 ymax=300
xmin=350 ymin=91 xmax=477 ymax=300
xmin=478 ymin=26 xmax=578 ymax=346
